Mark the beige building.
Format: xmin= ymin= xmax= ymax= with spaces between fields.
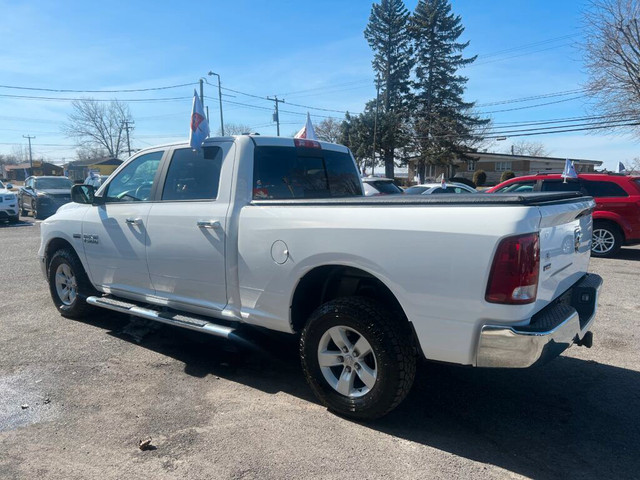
xmin=408 ymin=152 xmax=603 ymax=186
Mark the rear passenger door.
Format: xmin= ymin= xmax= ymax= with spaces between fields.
xmin=145 ymin=143 xmax=234 ymax=315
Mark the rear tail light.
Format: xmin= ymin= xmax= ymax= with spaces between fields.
xmin=486 ymin=233 xmax=540 ymax=304
xmin=294 ymin=138 xmax=321 ymax=149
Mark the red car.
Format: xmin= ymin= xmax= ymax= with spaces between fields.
xmin=487 ymin=173 xmax=640 ymax=257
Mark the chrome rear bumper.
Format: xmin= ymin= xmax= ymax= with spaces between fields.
xmin=476 ymin=274 xmax=603 ymax=368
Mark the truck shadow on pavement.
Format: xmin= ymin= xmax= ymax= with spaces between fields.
xmin=612 ymin=247 xmax=640 ymax=261
xmin=82 ymin=312 xmax=639 ymax=480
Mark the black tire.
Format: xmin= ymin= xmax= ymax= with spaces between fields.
xmin=8 ymin=215 xmax=18 ymax=224
xmin=591 ymin=221 xmax=623 ymax=258
xmin=48 ymin=248 xmax=97 ymax=318
xmin=300 ymin=297 xmax=416 ymax=420
xmin=31 ymin=200 xmax=39 ymax=219
xmin=19 ymin=198 xmax=27 ymax=216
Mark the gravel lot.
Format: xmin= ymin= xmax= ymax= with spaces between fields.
xmin=1 ymin=217 xmax=639 ymax=480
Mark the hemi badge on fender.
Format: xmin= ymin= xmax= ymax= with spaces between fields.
xmin=73 ymin=233 xmax=81 ymax=239
xmin=543 ymin=263 xmax=552 ymax=272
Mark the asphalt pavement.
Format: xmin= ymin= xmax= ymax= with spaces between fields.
xmin=1 ymin=217 xmax=639 ymax=479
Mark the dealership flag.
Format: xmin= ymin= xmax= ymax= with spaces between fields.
xmin=615 ymin=161 xmax=626 ymax=173
xmin=294 ymin=112 xmax=318 ymax=140
xmin=189 ymin=90 xmax=210 ymax=151
xmin=561 ymin=159 xmax=578 ymax=182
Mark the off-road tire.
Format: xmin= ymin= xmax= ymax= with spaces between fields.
xmin=8 ymin=215 xmax=18 ymax=224
xmin=48 ymin=248 xmax=97 ymax=319
xmin=591 ymin=221 xmax=623 ymax=258
xmin=300 ymin=297 xmax=416 ymax=420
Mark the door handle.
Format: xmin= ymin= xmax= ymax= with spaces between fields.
xmin=125 ymin=217 xmax=143 ymax=225
xmin=197 ymin=220 xmax=221 ymax=230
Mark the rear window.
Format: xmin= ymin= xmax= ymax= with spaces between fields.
xmin=581 ymin=180 xmax=628 ymax=198
xmin=367 ymin=180 xmax=403 ymax=194
xmin=404 ymin=186 xmax=429 ymax=195
xmin=253 ymin=146 xmax=362 ymax=200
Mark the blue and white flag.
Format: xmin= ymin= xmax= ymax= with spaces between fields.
xmin=189 ymin=90 xmax=209 ymax=151
xmin=561 ymin=159 xmax=578 ymax=180
xmin=615 ymin=161 xmax=626 ymax=173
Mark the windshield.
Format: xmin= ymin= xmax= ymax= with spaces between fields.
xmin=368 ymin=180 xmax=403 ymax=194
xmin=35 ymin=177 xmax=73 ymax=190
xmin=404 ymin=186 xmax=429 ymax=195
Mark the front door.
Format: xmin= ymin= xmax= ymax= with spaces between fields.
xmin=82 ymin=150 xmax=164 ymax=298
xmin=145 ymin=144 xmax=233 ymax=314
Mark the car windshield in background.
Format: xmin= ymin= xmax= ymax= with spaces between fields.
xmin=35 ymin=178 xmax=73 ymax=190
xmin=368 ymin=180 xmax=403 ymax=194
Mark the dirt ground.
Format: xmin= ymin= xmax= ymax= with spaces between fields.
xmin=1 ymin=218 xmax=639 ymax=479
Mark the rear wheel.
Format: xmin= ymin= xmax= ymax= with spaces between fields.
xmin=591 ymin=221 xmax=622 ymax=258
xmin=31 ymin=200 xmax=39 ymax=219
xmin=300 ymin=297 xmax=416 ymax=420
xmin=48 ymin=248 xmax=97 ymax=318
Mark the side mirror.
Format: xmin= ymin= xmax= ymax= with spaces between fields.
xmin=6 ymin=183 xmax=13 ymax=189
xmin=71 ymin=184 xmax=95 ymax=204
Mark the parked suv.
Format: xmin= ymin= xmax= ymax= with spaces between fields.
xmin=19 ymin=176 xmax=73 ymax=220
xmin=487 ymin=173 xmax=640 ymax=257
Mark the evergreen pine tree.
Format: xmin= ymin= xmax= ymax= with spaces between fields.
xmin=364 ymin=0 xmax=412 ymax=179
xmin=409 ymin=0 xmax=487 ymax=181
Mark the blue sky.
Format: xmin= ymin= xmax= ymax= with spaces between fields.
xmin=0 ymin=0 xmax=637 ymax=170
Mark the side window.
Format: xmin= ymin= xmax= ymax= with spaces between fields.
xmin=541 ymin=180 xmax=584 ymax=193
xmin=581 ymin=180 xmax=628 ymax=198
xmin=103 ymin=151 xmax=163 ymax=202
xmin=253 ymin=146 xmax=362 ymax=200
xmin=162 ymin=147 xmax=223 ymax=201
xmin=497 ymin=181 xmax=536 ymax=193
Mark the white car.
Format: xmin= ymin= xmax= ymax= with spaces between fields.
xmin=404 ymin=182 xmax=477 ymax=195
xmin=0 ymin=180 xmax=19 ymax=223
xmin=361 ymin=176 xmax=404 ymax=196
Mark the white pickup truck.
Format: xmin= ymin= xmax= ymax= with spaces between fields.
xmin=39 ymin=135 xmax=602 ymax=419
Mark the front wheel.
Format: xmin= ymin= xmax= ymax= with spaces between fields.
xmin=300 ymin=297 xmax=416 ymax=420
xmin=31 ymin=200 xmax=40 ymax=220
xmin=591 ymin=222 xmax=622 ymax=258
xmin=48 ymin=248 xmax=97 ymax=318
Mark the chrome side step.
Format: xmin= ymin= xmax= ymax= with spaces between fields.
xmin=86 ymin=295 xmax=236 ymax=339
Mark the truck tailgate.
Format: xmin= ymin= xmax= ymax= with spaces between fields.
xmin=535 ymin=197 xmax=595 ymax=309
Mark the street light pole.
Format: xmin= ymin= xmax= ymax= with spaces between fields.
xmin=208 ymin=71 xmax=225 ymax=136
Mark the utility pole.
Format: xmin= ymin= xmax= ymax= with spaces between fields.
xmin=199 ymin=78 xmax=205 ymax=107
xmin=23 ymin=135 xmax=35 ymax=173
xmin=122 ymin=120 xmax=134 ymax=157
xmin=267 ymin=96 xmax=286 ymax=136
xmin=371 ymin=76 xmax=380 ymax=176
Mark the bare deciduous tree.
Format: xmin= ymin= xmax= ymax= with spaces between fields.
xmin=315 ymin=118 xmax=342 ymax=143
xmin=583 ymin=0 xmax=640 ymax=131
xmin=509 ymin=140 xmax=550 ymax=157
xmin=217 ymin=123 xmax=252 ymax=136
xmin=64 ymin=98 xmax=132 ymax=158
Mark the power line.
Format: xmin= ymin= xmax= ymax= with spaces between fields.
xmin=0 ymin=82 xmax=197 ymax=93
xmin=475 ymin=89 xmax=585 ymax=107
